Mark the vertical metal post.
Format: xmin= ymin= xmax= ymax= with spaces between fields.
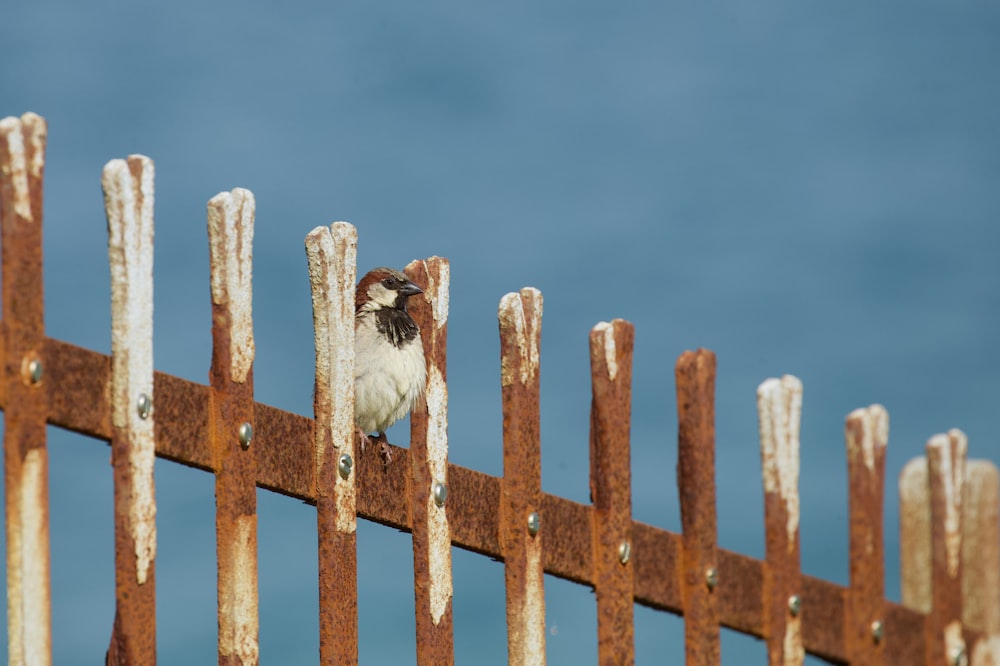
xmin=927 ymin=431 xmax=968 ymax=666
xmin=588 ymin=319 xmax=636 ymax=665
xmin=103 ymin=154 xmax=158 ymax=665
xmin=499 ymin=288 xmax=546 ymax=666
xmin=406 ymin=257 xmax=455 ymax=664
xmin=306 ymin=222 xmax=359 ymax=665
xmin=675 ymin=349 xmax=721 ymax=665
xmin=0 ymin=112 xmax=52 ymax=666
xmin=757 ymin=376 xmax=804 ymax=666
xmin=845 ymin=405 xmax=888 ymax=665
xmin=208 ymin=188 xmax=259 ymax=665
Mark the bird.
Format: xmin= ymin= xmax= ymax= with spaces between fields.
xmin=354 ymin=267 xmax=427 ymax=459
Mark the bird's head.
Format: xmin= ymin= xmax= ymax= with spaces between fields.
xmin=356 ymin=267 xmax=423 ymax=313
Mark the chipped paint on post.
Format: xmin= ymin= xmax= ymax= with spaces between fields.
xmin=589 ymin=319 xmax=636 ymax=664
xmin=1 ymin=112 xmax=52 ymax=666
xmin=104 ymin=155 xmax=157 ymax=585
xmin=757 ymin=376 xmax=802 ymax=548
xmin=307 ymin=222 xmax=359 ymax=665
xmin=499 ymin=288 xmax=546 ymax=666
xmin=899 ymin=457 xmax=932 ymax=614
xmin=208 ymin=188 xmax=255 ymax=384
xmin=406 ymin=257 xmax=456 ymax=663
xmin=963 ymin=461 xmax=1000 ymax=635
xmin=928 ymin=430 xmax=967 ymax=580
xmin=845 ymin=404 xmax=889 ymax=666
xmin=208 ymin=187 xmax=260 ymax=665
xmin=756 ymin=375 xmax=804 ymax=666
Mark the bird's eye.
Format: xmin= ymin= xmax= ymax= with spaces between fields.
xmin=381 ymin=277 xmax=397 ymax=288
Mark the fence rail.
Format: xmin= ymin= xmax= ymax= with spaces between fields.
xmin=2 ymin=111 xmax=999 ymax=665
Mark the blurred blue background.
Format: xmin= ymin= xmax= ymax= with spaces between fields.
xmin=2 ymin=0 xmax=998 ymax=663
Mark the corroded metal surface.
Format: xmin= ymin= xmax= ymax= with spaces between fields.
xmin=757 ymin=376 xmax=804 ymax=666
xmin=845 ymin=405 xmax=889 ymax=666
xmin=406 ymin=257 xmax=455 ymax=663
xmin=498 ymin=288 xmax=546 ymax=665
xmin=588 ymin=319 xmax=635 ymax=664
xmin=963 ymin=461 xmax=999 ymax=636
xmin=0 ymin=112 xmax=52 ymax=666
xmin=927 ymin=431 xmax=968 ymax=666
xmin=103 ymin=154 xmax=157 ymax=665
xmin=208 ymin=188 xmax=259 ymax=666
xmin=675 ymin=349 xmax=720 ymax=664
xmin=306 ymin=222 xmax=359 ymax=665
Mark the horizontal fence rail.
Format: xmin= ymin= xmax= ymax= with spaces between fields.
xmin=2 ymin=112 xmax=999 ymax=665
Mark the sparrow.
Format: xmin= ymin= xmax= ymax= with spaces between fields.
xmin=354 ymin=267 xmax=427 ymax=458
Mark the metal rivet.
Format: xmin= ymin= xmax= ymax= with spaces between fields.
xmin=951 ymin=647 xmax=967 ymax=666
xmin=338 ymin=453 xmax=353 ymax=479
xmin=432 ymin=481 xmax=447 ymax=507
xmin=238 ymin=422 xmax=253 ymax=449
xmin=618 ymin=540 xmax=631 ymax=565
xmin=24 ymin=357 xmax=43 ymax=384
xmin=788 ymin=595 xmax=801 ymax=617
xmin=705 ymin=567 xmax=718 ymax=590
xmin=526 ymin=512 xmax=540 ymax=536
xmin=870 ymin=620 xmax=883 ymax=644
xmin=137 ymin=393 xmax=152 ymax=420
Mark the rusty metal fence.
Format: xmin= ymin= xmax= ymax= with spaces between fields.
xmin=1 ymin=111 xmax=998 ymax=665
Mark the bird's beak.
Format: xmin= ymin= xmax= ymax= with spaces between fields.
xmin=399 ymin=281 xmax=423 ymax=298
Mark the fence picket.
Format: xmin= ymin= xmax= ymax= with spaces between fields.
xmin=927 ymin=431 xmax=968 ymax=666
xmin=675 ymin=349 xmax=721 ymax=665
xmin=405 ymin=257 xmax=455 ymax=663
xmin=0 ymin=112 xmax=52 ymax=666
xmin=208 ymin=188 xmax=259 ymax=666
xmin=306 ymin=222 xmax=359 ymax=665
xmin=845 ymin=405 xmax=888 ymax=666
xmin=963 ymin=462 xmax=999 ymax=637
xmin=499 ymin=288 xmax=546 ymax=666
xmin=103 ymin=154 xmax=158 ymax=666
xmin=756 ymin=376 xmax=804 ymax=666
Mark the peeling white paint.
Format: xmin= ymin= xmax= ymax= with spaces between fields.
xmin=899 ymin=457 xmax=931 ymax=613
xmin=928 ymin=430 xmax=967 ymax=580
xmin=593 ymin=321 xmax=618 ymax=381
xmin=104 ymin=156 xmax=157 ymax=584
xmin=521 ymin=536 xmax=547 ymax=663
xmin=428 ymin=258 xmax=450 ymax=330
xmin=498 ymin=288 xmax=542 ymax=387
xmin=21 ymin=447 xmax=52 ymax=666
xmin=219 ymin=515 xmax=260 ymax=665
xmin=783 ymin=613 xmax=804 ymax=666
xmin=971 ymin=635 xmax=1000 ymax=666
xmin=208 ymin=188 xmax=255 ymax=383
xmin=307 ymin=223 xmax=358 ymax=531
xmin=757 ymin=375 xmax=802 ymax=547
xmin=846 ymin=404 xmax=888 ymax=474
xmin=0 ymin=115 xmax=34 ymax=222
xmin=944 ymin=620 xmax=967 ymax=666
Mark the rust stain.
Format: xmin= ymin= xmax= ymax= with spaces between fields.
xmin=589 ymin=319 xmax=636 ymax=665
xmin=499 ymin=288 xmax=546 ymax=665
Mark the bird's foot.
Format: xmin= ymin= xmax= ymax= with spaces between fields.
xmin=374 ymin=432 xmax=393 ymax=465
xmin=356 ymin=426 xmax=370 ymax=453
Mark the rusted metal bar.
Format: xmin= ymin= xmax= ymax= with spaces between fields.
xmin=756 ymin=376 xmax=804 ymax=666
xmin=675 ymin=349 xmax=720 ymax=665
xmin=103 ymin=154 xmax=157 ymax=665
xmin=588 ymin=319 xmax=636 ymax=664
xmin=845 ymin=405 xmax=889 ymax=666
xmin=306 ymin=222 xmax=359 ymax=665
xmin=498 ymin=287 xmax=546 ymax=666
xmin=2 ymin=329 xmax=993 ymax=663
xmin=927 ymin=431 xmax=968 ymax=666
xmin=405 ymin=257 xmax=455 ymax=664
xmin=0 ymin=112 xmax=52 ymax=666
xmin=208 ymin=188 xmax=259 ymax=666
xmin=963 ymin=461 xmax=999 ymax=636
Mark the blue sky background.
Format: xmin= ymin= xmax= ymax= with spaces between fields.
xmin=2 ymin=1 xmax=999 ymax=663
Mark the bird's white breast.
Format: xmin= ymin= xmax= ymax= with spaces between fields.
xmin=354 ymin=312 xmax=426 ymax=434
